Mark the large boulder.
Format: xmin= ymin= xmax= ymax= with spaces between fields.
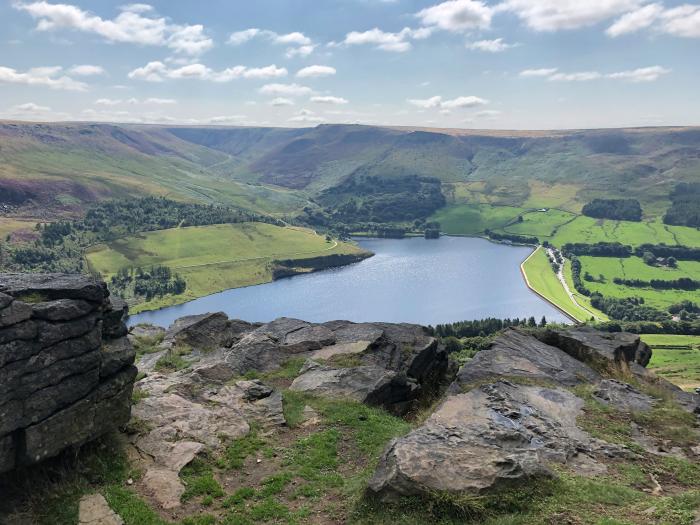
xmin=536 ymin=327 xmax=652 ymax=371
xmin=369 ymin=381 xmax=590 ymax=499
xmin=163 ymin=312 xmax=255 ymax=351
xmin=451 ymin=328 xmax=600 ymax=392
xmin=0 ymin=273 xmax=135 ymax=473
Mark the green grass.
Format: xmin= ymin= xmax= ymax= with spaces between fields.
xmin=430 ymin=203 xmax=527 ymax=235
xmin=521 ymin=247 xmax=597 ymax=322
xmin=550 ymin=216 xmax=700 ymax=248
xmin=85 ymin=222 xmax=367 ymax=312
xmin=643 ymin=335 xmax=700 ymax=390
xmin=578 ymin=256 xmax=700 ymax=311
xmin=502 ymin=209 xmax=578 ymax=238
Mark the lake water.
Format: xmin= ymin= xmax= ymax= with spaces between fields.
xmin=128 ymin=236 xmax=569 ymax=328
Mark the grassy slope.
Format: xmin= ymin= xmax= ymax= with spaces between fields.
xmin=644 ymin=334 xmax=700 ymax=390
xmin=521 ymin=247 xmax=595 ymax=322
xmin=580 ymin=256 xmax=700 ymax=311
xmin=85 ymin=222 xmax=368 ymax=312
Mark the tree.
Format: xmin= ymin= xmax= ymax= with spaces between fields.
xmin=527 ymin=316 xmax=537 ymax=327
xmin=539 ymin=316 xmax=547 ymax=327
xmin=642 ymin=251 xmax=656 ymax=266
xmin=668 ymin=256 xmax=678 ymax=268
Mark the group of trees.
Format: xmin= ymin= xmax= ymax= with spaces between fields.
xmin=562 ymin=242 xmax=632 ymax=258
xmin=317 ymin=174 xmax=446 ymax=225
xmin=429 ymin=316 xmax=548 ymax=338
xmin=634 ymin=244 xmax=700 ymax=261
xmin=589 ymin=293 xmax=669 ymax=322
xmin=594 ymin=319 xmax=700 ymax=336
xmin=484 ymin=230 xmax=539 ymax=245
xmin=581 ymin=198 xmax=642 ymax=222
xmin=613 ymin=276 xmax=699 ymax=290
xmin=110 ymin=265 xmax=186 ymax=302
xmin=663 ymin=182 xmax=700 ymax=227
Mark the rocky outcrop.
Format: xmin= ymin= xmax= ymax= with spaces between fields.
xmin=129 ymin=314 xmax=449 ymax=508
xmin=368 ymin=327 xmax=698 ymax=501
xmin=0 ymin=273 xmax=136 ymax=473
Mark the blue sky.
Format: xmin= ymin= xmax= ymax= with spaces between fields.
xmin=1 ymin=0 xmax=698 ymax=129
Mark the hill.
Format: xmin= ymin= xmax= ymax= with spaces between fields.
xmin=2 ymin=121 xmax=700 ymax=224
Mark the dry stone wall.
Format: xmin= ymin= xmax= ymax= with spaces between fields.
xmin=0 ymin=273 xmax=136 ymax=473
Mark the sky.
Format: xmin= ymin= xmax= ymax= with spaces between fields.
xmin=0 ymin=0 xmax=699 ymax=130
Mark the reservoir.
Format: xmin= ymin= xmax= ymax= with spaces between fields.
xmin=128 ymin=236 xmax=569 ymax=327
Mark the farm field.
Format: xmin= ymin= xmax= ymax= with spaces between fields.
xmin=521 ymin=247 xmax=594 ymax=322
xmin=85 ymin=222 xmax=368 ymax=312
xmin=549 ymin=216 xmax=700 ymax=247
xmin=502 ymin=209 xmax=578 ymax=238
xmin=579 ymin=256 xmax=700 ymax=311
xmin=430 ymin=203 xmax=526 ymax=235
xmin=644 ymin=334 xmax=700 ymax=390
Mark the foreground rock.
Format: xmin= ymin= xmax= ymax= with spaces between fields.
xmin=78 ymin=494 xmax=124 ymax=525
xmin=369 ymin=327 xmax=698 ymax=500
xmin=0 ymin=273 xmax=136 ymax=473
xmin=129 ymin=315 xmax=449 ymax=508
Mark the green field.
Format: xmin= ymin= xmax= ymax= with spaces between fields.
xmin=502 ymin=209 xmax=578 ymax=238
xmin=85 ymin=222 xmax=368 ymax=312
xmin=521 ymin=247 xmax=597 ymax=322
xmin=579 ymin=256 xmax=700 ymax=311
xmin=644 ymin=334 xmax=700 ymax=390
xmin=549 ymin=216 xmax=700 ymax=247
xmin=430 ymin=203 xmax=526 ymax=235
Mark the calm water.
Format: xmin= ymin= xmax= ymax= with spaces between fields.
xmin=128 ymin=236 xmax=569 ymax=327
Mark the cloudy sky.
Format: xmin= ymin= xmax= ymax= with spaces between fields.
xmin=1 ymin=0 xmax=698 ymax=129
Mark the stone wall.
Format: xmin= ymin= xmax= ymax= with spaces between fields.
xmin=0 ymin=273 xmax=136 ymax=473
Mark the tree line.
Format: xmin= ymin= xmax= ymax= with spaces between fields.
xmin=582 ymin=198 xmax=642 ymax=222
xmin=663 ymin=182 xmax=700 ymax=228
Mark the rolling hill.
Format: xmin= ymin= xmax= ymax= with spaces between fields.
xmin=1 ymin=121 xmax=700 ymax=225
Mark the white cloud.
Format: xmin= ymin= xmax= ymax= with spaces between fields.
xmin=310 ymin=96 xmax=348 ymax=105
xmin=128 ymin=62 xmax=287 ymax=82
xmin=408 ymin=95 xmax=487 ymax=109
xmin=343 ymin=27 xmax=432 ymax=52
xmin=207 ymin=115 xmax=247 ymax=124
xmin=607 ymin=65 xmax=671 ymax=82
xmin=0 ymin=65 xmax=87 ymax=90
xmin=521 ymin=65 xmax=670 ymax=82
xmin=606 ymin=4 xmax=700 ymax=38
xmin=408 ymin=95 xmax=443 ymax=108
xmin=70 ymin=64 xmax=105 ymax=76
xmin=499 ymin=0 xmax=643 ymax=31
xmin=660 ymin=5 xmax=700 ymax=38
xmin=95 ymin=98 xmax=122 ymax=106
xmin=15 ymin=2 xmax=213 ymax=55
xmin=289 ymin=109 xmax=326 ymax=123
xmin=259 ymin=83 xmax=313 ymax=97
xmin=474 ymin=109 xmax=502 ymax=119
xmin=466 ymin=38 xmax=517 ymax=52
xmin=145 ymin=97 xmax=176 ymax=104
xmin=270 ymin=97 xmax=294 ymax=106
xmin=549 ymin=71 xmax=603 ymax=81
xmin=296 ymin=65 xmax=336 ymax=78
xmin=416 ymin=0 xmax=493 ymax=32
xmin=519 ymin=68 xmax=558 ymax=77
xmin=606 ymin=3 xmax=664 ymax=36
xmin=228 ymin=28 xmax=316 ymax=57
xmin=10 ymin=102 xmax=51 ymax=113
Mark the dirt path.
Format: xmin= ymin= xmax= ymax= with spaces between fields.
xmin=546 ymin=247 xmax=605 ymax=322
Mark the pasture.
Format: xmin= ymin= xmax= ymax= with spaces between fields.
xmin=644 ymin=334 xmax=700 ymax=390
xmin=85 ymin=222 xmax=366 ymax=312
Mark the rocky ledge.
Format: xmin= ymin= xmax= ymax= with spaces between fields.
xmin=0 ymin=273 xmax=136 ymax=473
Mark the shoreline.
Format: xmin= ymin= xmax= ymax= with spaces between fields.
xmin=519 ymin=247 xmax=580 ymax=325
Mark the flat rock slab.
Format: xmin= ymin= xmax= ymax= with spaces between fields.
xmin=290 ymin=360 xmax=396 ymax=402
xmin=78 ymin=494 xmax=123 ymax=525
xmin=537 ymin=328 xmax=652 ymax=369
xmin=593 ymin=379 xmax=655 ymax=412
xmin=369 ymin=381 xmax=592 ymax=499
xmin=453 ymin=328 xmax=600 ymax=390
xmin=142 ymin=467 xmax=185 ymax=510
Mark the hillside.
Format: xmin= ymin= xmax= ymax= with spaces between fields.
xmin=2 ymin=121 xmax=700 ymax=224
